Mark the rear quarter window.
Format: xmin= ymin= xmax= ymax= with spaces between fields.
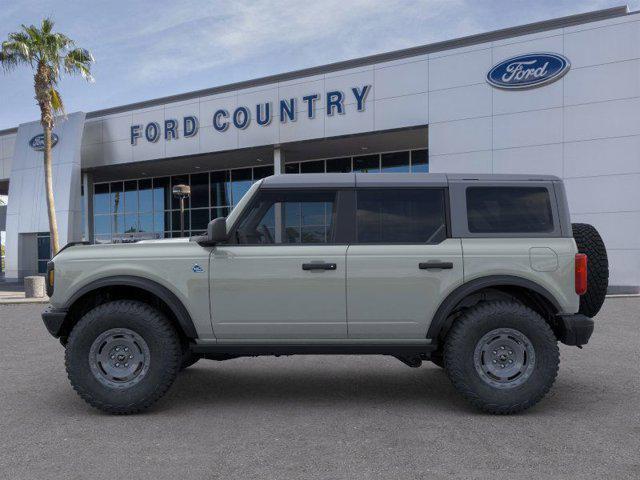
xmin=466 ymin=187 xmax=554 ymax=234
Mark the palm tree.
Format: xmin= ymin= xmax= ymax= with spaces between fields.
xmin=0 ymin=18 xmax=93 ymax=254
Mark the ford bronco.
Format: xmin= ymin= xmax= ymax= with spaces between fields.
xmin=42 ymin=173 xmax=608 ymax=414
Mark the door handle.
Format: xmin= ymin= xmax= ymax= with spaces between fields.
xmin=302 ymin=262 xmax=337 ymax=271
xmin=419 ymin=261 xmax=453 ymax=270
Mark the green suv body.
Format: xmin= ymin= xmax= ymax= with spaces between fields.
xmin=42 ymin=173 xmax=608 ymax=414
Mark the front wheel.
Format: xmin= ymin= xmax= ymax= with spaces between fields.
xmin=444 ymin=301 xmax=559 ymax=414
xmin=65 ymin=300 xmax=181 ymax=414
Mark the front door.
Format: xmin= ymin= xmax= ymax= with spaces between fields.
xmin=210 ymin=188 xmax=348 ymax=339
xmin=346 ymin=188 xmax=464 ymax=339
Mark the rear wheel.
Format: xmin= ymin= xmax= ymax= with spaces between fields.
xmin=572 ymin=223 xmax=609 ymax=317
xmin=65 ymin=300 xmax=181 ymax=414
xmin=444 ymin=301 xmax=559 ymax=414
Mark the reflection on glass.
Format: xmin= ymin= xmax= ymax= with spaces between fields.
xmin=211 ymin=207 xmax=229 ymax=220
xmin=300 ymin=160 xmax=324 ymax=173
xmin=191 ymin=208 xmax=210 ymax=231
xmin=112 ymin=214 xmax=124 ymax=235
xmin=138 ymin=179 xmax=153 ymax=213
xmin=94 ymin=215 xmax=111 ymax=236
xmin=231 ymin=168 xmax=252 ymax=204
xmin=190 ymin=173 xmax=209 ymax=208
xmin=353 ymin=154 xmax=380 ymax=173
xmin=94 ymin=183 xmax=110 ymax=214
xmin=381 ymin=152 xmax=410 ymax=172
xmin=210 ymin=171 xmax=230 ymax=207
xmin=411 ymin=149 xmax=429 ymax=172
xmin=153 ymin=177 xmax=170 ymax=212
xmin=285 ymin=163 xmax=300 ymax=174
xmin=124 ymin=180 xmax=138 ymax=213
xmin=253 ymin=165 xmax=274 ymax=179
xmin=326 ymin=157 xmax=351 ymax=173
xmin=172 ymin=210 xmax=190 ymax=234
xmin=110 ymin=182 xmax=123 ymax=215
xmin=153 ymin=212 xmax=165 ymax=232
xmin=124 ymin=214 xmax=138 ymax=233
xmin=139 ymin=214 xmax=153 ymax=233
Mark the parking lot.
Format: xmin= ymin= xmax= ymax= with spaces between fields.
xmin=0 ymin=299 xmax=639 ymax=479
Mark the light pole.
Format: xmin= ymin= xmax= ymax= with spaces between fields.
xmin=172 ymin=184 xmax=191 ymax=238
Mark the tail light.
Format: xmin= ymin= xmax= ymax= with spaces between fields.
xmin=575 ymin=253 xmax=588 ymax=295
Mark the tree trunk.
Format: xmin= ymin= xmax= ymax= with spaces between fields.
xmin=35 ymin=65 xmax=60 ymax=255
xmin=43 ymin=124 xmax=60 ymax=254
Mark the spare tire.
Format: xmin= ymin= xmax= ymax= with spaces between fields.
xmin=572 ymin=223 xmax=609 ymax=317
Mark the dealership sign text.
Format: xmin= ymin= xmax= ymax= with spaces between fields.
xmin=131 ymin=85 xmax=371 ymax=145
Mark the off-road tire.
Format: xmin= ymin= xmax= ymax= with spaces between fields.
xmin=572 ymin=223 xmax=609 ymax=317
xmin=444 ymin=301 xmax=559 ymax=414
xmin=65 ymin=300 xmax=181 ymax=414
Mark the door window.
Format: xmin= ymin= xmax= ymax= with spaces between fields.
xmin=234 ymin=190 xmax=338 ymax=244
xmin=356 ymin=189 xmax=447 ymax=243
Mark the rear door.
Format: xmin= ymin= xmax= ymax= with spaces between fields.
xmin=346 ymin=187 xmax=464 ymax=339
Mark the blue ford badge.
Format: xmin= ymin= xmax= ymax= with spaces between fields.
xmin=29 ymin=133 xmax=59 ymax=151
xmin=487 ymin=53 xmax=570 ymax=90
xmin=192 ymin=263 xmax=204 ymax=273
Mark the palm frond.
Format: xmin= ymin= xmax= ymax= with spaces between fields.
xmin=64 ymin=47 xmax=94 ymax=82
xmin=41 ymin=17 xmax=54 ymax=35
xmin=50 ymin=87 xmax=64 ymax=114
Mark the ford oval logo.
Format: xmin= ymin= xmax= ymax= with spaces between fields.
xmin=487 ymin=53 xmax=570 ymax=90
xmin=29 ymin=133 xmax=59 ymax=151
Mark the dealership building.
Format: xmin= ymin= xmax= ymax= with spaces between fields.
xmin=0 ymin=5 xmax=639 ymax=292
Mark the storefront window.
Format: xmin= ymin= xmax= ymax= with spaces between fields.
xmin=230 ymin=168 xmax=253 ymax=204
xmin=354 ymin=154 xmax=380 ymax=173
xmin=411 ymin=149 xmax=429 ymax=172
xmin=381 ymin=151 xmax=410 ymax=172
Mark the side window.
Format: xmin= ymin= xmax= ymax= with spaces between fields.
xmin=235 ymin=190 xmax=338 ymax=244
xmin=356 ymin=189 xmax=447 ymax=243
xmin=466 ymin=187 xmax=554 ymax=233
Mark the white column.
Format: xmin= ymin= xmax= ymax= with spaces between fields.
xmin=273 ymin=147 xmax=285 ymax=242
xmin=82 ymin=172 xmax=93 ymax=242
xmin=274 ymin=146 xmax=285 ymax=175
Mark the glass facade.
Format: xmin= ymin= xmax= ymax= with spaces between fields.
xmin=91 ymin=148 xmax=427 ymax=244
xmin=93 ymin=165 xmax=273 ymax=243
xmin=37 ymin=232 xmax=51 ymax=273
xmin=284 ymin=149 xmax=428 ymax=174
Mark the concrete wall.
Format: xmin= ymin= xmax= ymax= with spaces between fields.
xmin=0 ymin=133 xmax=16 ymax=180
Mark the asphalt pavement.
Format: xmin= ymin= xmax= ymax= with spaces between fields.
xmin=0 ymin=299 xmax=639 ymax=479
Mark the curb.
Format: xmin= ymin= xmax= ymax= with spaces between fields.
xmin=0 ymin=298 xmax=50 ymax=305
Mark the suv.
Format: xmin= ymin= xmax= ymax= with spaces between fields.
xmin=42 ymin=173 xmax=608 ymax=414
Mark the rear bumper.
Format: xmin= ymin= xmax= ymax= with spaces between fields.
xmin=41 ymin=305 xmax=68 ymax=338
xmin=556 ymin=313 xmax=594 ymax=346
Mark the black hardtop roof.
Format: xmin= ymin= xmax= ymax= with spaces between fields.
xmin=260 ymin=173 xmax=561 ymax=188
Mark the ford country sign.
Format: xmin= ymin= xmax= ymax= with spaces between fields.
xmin=29 ymin=133 xmax=59 ymax=151
xmin=487 ymin=53 xmax=570 ymax=90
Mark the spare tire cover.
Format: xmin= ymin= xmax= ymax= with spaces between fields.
xmin=572 ymin=223 xmax=609 ymax=317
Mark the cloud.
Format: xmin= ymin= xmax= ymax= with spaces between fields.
xmin=105 ymin=0 xmax=468 ymax=83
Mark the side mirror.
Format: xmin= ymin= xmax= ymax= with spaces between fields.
xmin=207 ymin=217 xmax=228 ymax=244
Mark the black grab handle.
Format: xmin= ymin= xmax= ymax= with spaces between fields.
xmin=302 ymin=263 xmax=337 ymax=271
xmin=419 ymin=262 xmax=453 ymax=270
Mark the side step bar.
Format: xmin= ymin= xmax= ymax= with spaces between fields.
xmin=191 ymin=343 xmax=438 ymax=357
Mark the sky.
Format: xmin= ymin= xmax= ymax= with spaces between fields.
xmin=0 ymin=0 xmax=638 ymax=130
